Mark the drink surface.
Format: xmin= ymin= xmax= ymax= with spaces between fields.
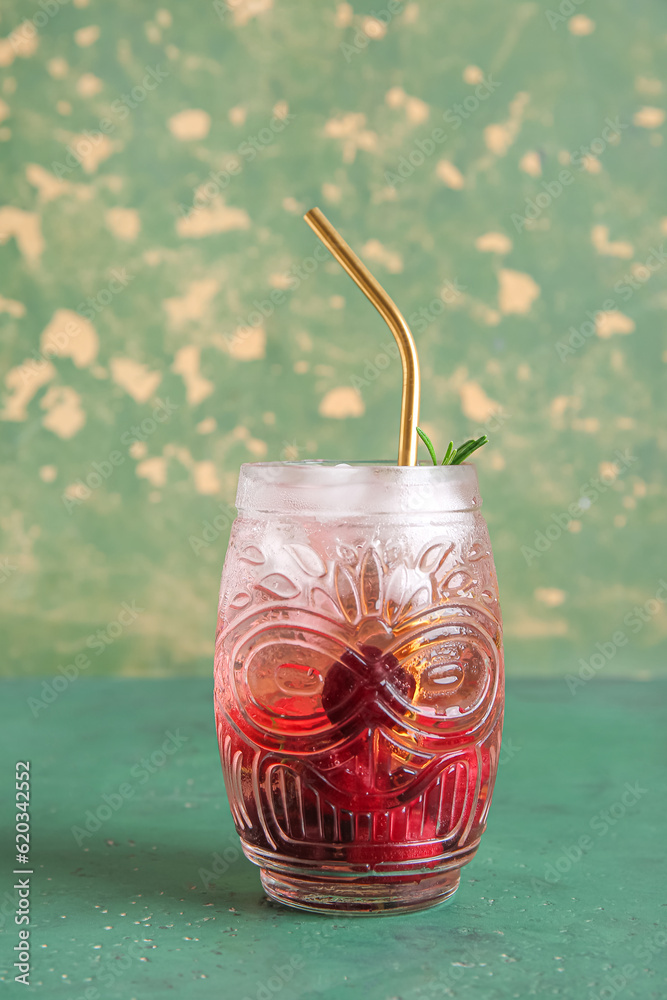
xmin=215 ymin=507 xmax=504 ymax=873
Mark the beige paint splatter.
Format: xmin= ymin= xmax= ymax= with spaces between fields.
xmin=572 ymin=416 xmax=599 ymax=433
xmin=0 ymin=207 xmax=44 ymax=263
xmin=581 ymin=154 xmax=601 ymax=174
xmin=76 ymin=72 xmax=103 ymax=97
xmin=595 ymin=311 xmax=635 ymax=338
xmin=172 ymin=346 xmax=214 ymax=405
xmin=405 ymin=97 xmax=429 ymax=124
xmin=361 ymin=239 xmax=403 ymax=273
xmin=102 ymin=175 xmax=124 ymax=194
xmin=0 ymin=295 xmax=25 ymax=318
xmin=475 ymin=231 xmax=512 ymax=254
xmin=41 ymin=309 xmax=99 ymax=368
xmin=568 ymin=14 xmax=595 ymax=34
xmin=145 ymin=22 xmax=162 ymax=44
xmin=385 ymin=86 xmax=405 ymax=109
xmin=335 ymin=2 xmax=354 ymax=27
xmin=41 ymin=385 xmax=86 ymax=438
xmin=269 ymin=272 xmax=294 ymax=290
xmin=222 ymin=326 xmax=266 ymax=361
xmin=196 ymin=416 xmax=217 ymax=434
xmin=0 ymin=510 xmax=41 ymax=575
xmin=231 ymin=0 xmax=274 ymax=26
xmin=402 ymin=3 xmax=419 ymax=24
xmin=176 ymin=197 xmax=250 ymax=238
xmin=168 ymin=108 xmax=211 ymax=141
xmin=69 ymin=132 xmax=116 ymax=173
xmin=436 ymin=160 xmax=464 ymax=189
xmin=39 ymin=465 xmax=57 ymax=482
xmin=319 ymin=386 xmax=364 ymax=418
xmin=156 ymin=9 xmax=172 ymax=27
xmin=635 ymin=77 xmax=663 ymax=97
xmin=591 ymin=225 xmax=633 ymax=259
xmin=463 ymin=65 xmax=484 ymax=85
xmin=506 ymin=616 xmax=568 ymax=638
xmin=74 ymin=25 xmax=100 ymax=47
xmin=1 ymin=360 xmax=55 ymax=422
xmin=282 ymin=196 xmax=303 ymax=214
xmin=164 ymin=278 xmax=220 ymax=327
xmin=193 ymin=460 xmax=221 ymax=494
xmin=47 ymin=57 xmax=69 ymax=78
xmin=483 ymin=92 xmax=529 ymax=157
xmin=633 ymin=106 xmax=665 ymax=129
xmin=519 ymin=150 xmax=541 ymax=176
xmin=372 ymin=185 xmax=398 ymax=205
xmin=384 ymin=87 xmax=429 ymax=123
xmin=136 ymin=456 xmax=168 ymax=487
xmin=26 ymin=163 xmax=72 ymax=203
xmin=0 ymin=26 xmax=39 ymax=67
xmin=599 ymin=461 xmax=619 ymax=482
xmin=0 ymin=98 xmax=9 ymax=123
xmin=246 ymin=437 xmax=268 ymax=457
xmin=229 ymin=105 xmax=247 ymax=127
xmin=498 ymin=269 xmax=540 ymax=315
xmin=469 ymin=301 xmax=501 ymax=326
xmin=110 ymin=357 xmax=162 ymax=402
xmin=459 ymin=381 xmax=500 ymax=422
xmin=323 ymin=113 xmax=378 ymax=163
xmin=549 ymin=395 xmax=578 ymax=423
xmin=105 ymin=206 xmax=141 ymax=241
xmin=322 ymin=182 xmax=342 ymax=203
xmin=362 ymin=16 xmax=386 ymax=39
xmin=534 ymin=587 xmax=566 ymax=607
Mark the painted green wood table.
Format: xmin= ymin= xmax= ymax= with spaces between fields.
xmin=1 ymin=679 xmax=665 ymax=999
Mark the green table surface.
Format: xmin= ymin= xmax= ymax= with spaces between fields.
xmin=2 ymin=678 xmax=666 ymax=1000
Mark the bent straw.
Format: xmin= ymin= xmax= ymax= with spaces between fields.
xmin=304 ymin=207 xmax=421 ymax=466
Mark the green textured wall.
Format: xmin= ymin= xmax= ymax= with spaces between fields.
xmin=1 ymin=0 xmax=665 ymax=679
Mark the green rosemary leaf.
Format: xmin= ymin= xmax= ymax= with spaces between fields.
xmin=416 ymin=427 xmax=438 ymax=466
xmin=441 ymin=441 xmax=456 ymax=465
xmin=416 ymin=429 xmax=489 ymax=466
xmin=448 ymin=438 xmax=477 ymax=463
xmin=450 ymin=435 xmax=489 ymax=464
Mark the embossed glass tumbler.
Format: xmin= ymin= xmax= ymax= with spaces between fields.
xmin=214 ymin=461 xmax=504 ymax=915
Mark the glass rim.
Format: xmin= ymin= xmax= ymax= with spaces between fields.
xmin=235 ymin=461 xmax=482 ymax=515
xmin=239 ymin=460 xmax=481 ymax=469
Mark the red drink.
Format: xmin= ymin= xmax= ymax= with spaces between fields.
xmin=215 ymin=462 xmax=504 ymax=913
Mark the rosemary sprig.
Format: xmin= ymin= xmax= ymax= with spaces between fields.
xmin=417 ymin=427 xmax=489 ymax=466
xmin=416 ymin=427 xmax=437 ymax=465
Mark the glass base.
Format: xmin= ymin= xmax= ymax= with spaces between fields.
xmin=260 ymin=867 xmax=461 ymax=916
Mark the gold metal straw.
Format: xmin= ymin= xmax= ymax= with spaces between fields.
xmin=304 ymin=207 xmax=421 ymax=466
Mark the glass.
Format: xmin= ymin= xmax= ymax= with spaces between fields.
xmin=214 ymin=462 xmax=504 ymax=915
